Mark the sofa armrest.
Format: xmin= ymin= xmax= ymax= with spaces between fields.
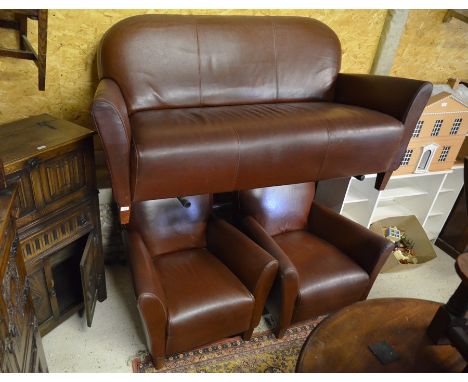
xmin=308 ymin=202 xmax=394 ymax=294
xmin=239 ymin=216 xmax=300 ymax=335
xmin=206 ymin=217 xmax=278 ymax=328
xmin=92 ymin=78 xmax=132 ymax=224
xmin=127 ymin=231 xmax=167 ymax=358
xmin=334 ymin=73 xmax=433 ymax=173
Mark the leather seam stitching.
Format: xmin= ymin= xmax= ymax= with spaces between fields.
xmin=132 ymin=138 xmax=140 ymax=203
xmin=91 ymin=110 xmax=121 ymax=204
xmin=195 ymin=19 xmax=202 ymax=105
xmin=91 ymin=103 xmax=130 ymax=206
xmin=271 ymin=18 xmax=279 ymax=100
xmin=231 ymin=125 xmax=241 ymax=191
xmin=94 ymin=98 xmax=130 ymax=144
xmin=317 ymin=121 xmax=332 ymax=179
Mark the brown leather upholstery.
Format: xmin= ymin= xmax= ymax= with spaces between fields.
xmin=237 ymin=182 xmax=393 ymax=337
xmin=127 ymin=195 xmax=278 ymax=368
xmin=130 ymin=103 xmax=404 ymax=201
xmin=97 ymin=15 xmax=340 ymax=113
xmin=93 ymin=14 xmax=432 ymax=224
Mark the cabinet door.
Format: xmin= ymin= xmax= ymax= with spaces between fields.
xmin=80 ymin=233 xmax=98 ymax=327
xmin=28 ymin=267 xmax=55 ymax=326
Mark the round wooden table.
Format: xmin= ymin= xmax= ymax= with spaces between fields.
xmin=296 ymin=298 xmax=466 ymax=372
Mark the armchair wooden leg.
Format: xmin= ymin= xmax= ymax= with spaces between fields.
xmin=153 ymin=355 xmax=165 ymax=370
xmin=274 ymin=327 xmax=286 ymax=339
xmin=242 ymin=328 xmax=254 ymax=341
xmin=375 ymin=171 xmax=392 ymax=191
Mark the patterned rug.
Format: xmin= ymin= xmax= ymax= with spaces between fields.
xmin=131 ymin=316 xmax=325 ymax=373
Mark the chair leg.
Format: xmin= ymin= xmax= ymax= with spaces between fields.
xmin=242 ymin=328 xmax=254 ymax=341
xmin=375 ymin=171 xmax=392 ymax=190
xmin=153 ymin=356 xmax=165 ymax=370
xmin=274 ymin=327 xmax=286 ymax=339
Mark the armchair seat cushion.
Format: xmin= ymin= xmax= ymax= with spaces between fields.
xmin=273 ymin=230 xmax=369 ymax=317
xmin=154 ymin=248 xmax=254 ymax=354
xmin=130 ymin=102 xmax=404 ymax=201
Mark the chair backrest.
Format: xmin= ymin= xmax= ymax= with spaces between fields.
xmin=130 ymin=194 xmax=212 ymax=256
xmin=238 ymin=182 xmax=315 ymax=236
xmin=98 ymin=14 xmax=341 ymax=115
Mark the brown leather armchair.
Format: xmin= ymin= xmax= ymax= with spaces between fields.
xmin=236 ymin=182 xmax=394 ymax=338
xmin=126 ymin=194 xmax=278 ymax=368
xmin=92 ymin=14 xmax=432 ymax=224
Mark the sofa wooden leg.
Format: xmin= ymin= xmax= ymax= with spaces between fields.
xmin=375 ymin=171 xmax=392 ymax=191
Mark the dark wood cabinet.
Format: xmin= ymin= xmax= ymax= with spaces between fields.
xmin=0 ymin=114 xmax=106 ymax=335
xmin=1 ymin=186 xmax=48 ymax=373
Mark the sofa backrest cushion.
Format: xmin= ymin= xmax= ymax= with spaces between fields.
xmin=238 ymin=182 xmax=316 ymax=237
xmin=98 ymin=14 xmax=341 ymax=114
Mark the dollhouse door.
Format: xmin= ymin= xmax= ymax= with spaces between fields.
xmin=415 ymin=143 xmax=439 ymax=174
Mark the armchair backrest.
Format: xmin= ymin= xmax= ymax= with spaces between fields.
xmin=238 ymin=182 xmax=315 ymax=236
xmin=129 ymin=195 xmax=212 ymax=256
xmin=97 ymin=14 xmax=341 ymax=115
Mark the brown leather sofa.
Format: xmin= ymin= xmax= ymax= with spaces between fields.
xmin=127 ymin=194 xmax=278 ymax=368
xmin=92 ymin=14 xmax=433 ymax=224
xmin=236 ymin=182 xmax=394 ymax=337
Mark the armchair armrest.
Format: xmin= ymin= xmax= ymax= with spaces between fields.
xmin=239 ymin=216 xmax=300 ymax=336
xmin=334 ymin=73 xmax=432 ymax=188
xmin=308 ymin=202 xmax=394 ymax=296
xmin=206 ymin=217 xmax=278 ymax=329
xmin=127 ymin=231 xmax=167 ymax=358
xmin=92 ymin=78 xmax=132 ymax=224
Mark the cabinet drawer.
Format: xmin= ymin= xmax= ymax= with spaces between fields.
xmin=20 ymin=200 xmax=94 ymax=263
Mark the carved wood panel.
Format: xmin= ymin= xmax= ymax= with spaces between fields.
xmin=21 ymin=201 xmax=93 ymax=262
xmin=27 ymin=268 xmax=52 ymax=325
xmin=39 ymin=150 xmax=86 ymax=204
xmin=6 ymin=170 xmax=35 ymax=217
xmin=6 ymin=145 xmax=94 ymax=229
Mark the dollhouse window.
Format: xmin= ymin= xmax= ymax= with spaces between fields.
xmin=450 ymin=118 xmax=462 ymax=135
xmin=438 ymin=146 xmax=450 ymax=162
xmin=400 ymin=149 xmax=413 ymax=166
xmin=431 ymin=120 xmax=443 ymax=136
xmin=413 ymin=121 xmax=424 ymax=137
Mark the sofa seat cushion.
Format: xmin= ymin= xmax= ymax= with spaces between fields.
xmin=154 ymin=248 xmax=254 ymax=354
xmin=273 ymin=230 xmax=369 ymax=319
xmin=130 ymin=102 xmax=404 ymax=201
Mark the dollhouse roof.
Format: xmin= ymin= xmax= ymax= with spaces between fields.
xmin=426 ymin=92 xmax=468 ymax=109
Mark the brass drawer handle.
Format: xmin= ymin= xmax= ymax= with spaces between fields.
xmin=26 ymin=157 xmax=40 ymax=171
xmin=48 ymin=286 xmax=56 ymax=298
xmin=79 ymin=215 xmax=88 ymax=226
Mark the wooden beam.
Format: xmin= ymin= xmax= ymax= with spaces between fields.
xmin=443 ymin=9 xmax=468 ymax=24
xmin=0 ymin=19 xmax=19 ymax=30
xmin=0 ymin=48 xmax=35 ymax=60
xmin=21 ymin=35 xmax=38 ymax=61
xmin=37 ymin=10 xmax=48 ymax=91
xmin=9 ymin=9 xmax=40 ymax=19
xmin=15 ymin=14 xmax=28 ymax=51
